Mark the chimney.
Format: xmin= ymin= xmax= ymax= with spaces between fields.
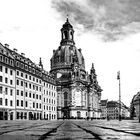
xmin=5 ymin=44 xmax=9 ymax=48
xmin=21 ymin=53 xmax=25 ymax=56
xmin=13 ymin=48 xmax=18 ymax=52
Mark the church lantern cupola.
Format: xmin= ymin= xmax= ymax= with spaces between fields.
xmin=60 ymin=18 xmax=75 ymax=46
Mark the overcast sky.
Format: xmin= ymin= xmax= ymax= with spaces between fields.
xmin=1 ymin=0 xmax=140 ymax=107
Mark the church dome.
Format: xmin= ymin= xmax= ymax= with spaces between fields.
xmin=50 ymin=45 xmax=85 ymax=71
xmin=50 ymin=18 xmax=85 ymax=72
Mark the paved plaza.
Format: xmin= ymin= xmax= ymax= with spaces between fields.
xmin=0 ymin=120 xmax=140 ymax=140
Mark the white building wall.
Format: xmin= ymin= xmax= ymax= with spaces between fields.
xmin=0 ymin=65 xmax=16 ymax=120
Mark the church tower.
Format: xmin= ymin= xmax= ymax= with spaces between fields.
xmin=50 ymin=18 xmax=102 ymax=119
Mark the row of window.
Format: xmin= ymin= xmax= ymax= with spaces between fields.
xmin=0 ymin=66 xmax=13 ymax=75
xmin=17 ymin=79 xmax=42 ymax=91
xmin=0 ymin=86 xmax=13 ymax=95
xmin=0 ymin=98 xmax=56 ymax=111
xmin=44 ymin=98 xmax=56 ymax=104
xmin=44 ymin=82 xmax=56 ymax=90
xmin=16 ymin=60 xmax=42 ymax=77
xmin=44 ymin=105 xmax=56 ymax=111
xmin=0 ymin=76 xmax=13 ymax=85
xmin=16 ymin=100 xmax=41 ymax=109
xmin=44 ymin=90 xmax=56 ymax=97
xmin=17 ymin=70 xmax=42 ymax=83
xmin=0 ymin=67 xmax=55 ymax=90
xmin=0 ymin=55 xmax=14 ymax=66
xmin=16 ymin=112 xmax=42 ymax=120
xmin=16 ymin=90 xmax=42 ymax=99
xmin=0 ymin=98 xmax=13 ymax=106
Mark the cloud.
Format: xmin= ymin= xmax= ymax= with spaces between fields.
xmin=51 ymin=0 xmax=140 ymax=41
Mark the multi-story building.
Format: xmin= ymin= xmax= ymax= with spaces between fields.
xmin=100 ymin=99 xmax=108 ymax=119
xmin=50 ymin=18 xmax=102 ymax=119
xmin=0 ymin=44 xmax=16 ymax=120
xmin=0 ymin=44 xmax=57 ymax=120
xmin=107 ymin=100 xmax=130 ymax=120
xmin=130 ymin=92 xmax=140 ymax=120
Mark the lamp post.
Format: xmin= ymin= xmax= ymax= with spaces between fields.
xmin=139 ymin=97 xmax=140 ymax=123
xmin=117 ymin=71 xmax=121 ymax=121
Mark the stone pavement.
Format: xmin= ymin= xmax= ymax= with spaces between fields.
xmin=0 ymin=120 xmax=140 ymax=140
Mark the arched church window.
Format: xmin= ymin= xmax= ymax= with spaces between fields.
xmin=64 ymin=31 xmax=68 ymax=39
xmin=69 ymin=31 xmax=73 ymax=40
xmin=64 ymin=92 xmax=68 ymax=107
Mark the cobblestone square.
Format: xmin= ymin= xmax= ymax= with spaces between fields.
xmin=0 ymin=120 xmax=140 ymax=140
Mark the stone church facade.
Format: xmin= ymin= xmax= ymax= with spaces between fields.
xmin=50 ymin=18 xmax=102 ymax=119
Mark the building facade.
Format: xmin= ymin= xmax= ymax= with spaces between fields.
xmin=50 ymin=18 xmax=102 ymax=119
xmin=100 ymin=99 xmax=108 ymax=119
xmin=0 ymin=44 xmax=57 ymax=120
xmin=107 ymin=101 xmax=130 ymax=120
xmin=130 ymin=92 xmax=140 ymax=120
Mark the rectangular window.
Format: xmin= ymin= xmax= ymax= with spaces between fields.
xmin=29 ymin=93 xmax=31 ymax=98
xmin=36 ymin=94 xmax=38 ymax=99
xmin=0 ymin=76 xmax=3 ymax=82
xmin=33 ymin=102 xmax=35 ymax=108
xmin=5 ymin=99 xmax=8 ymax=106
xmin=39 ymin=95 xmax=41 ymax=100
xmin=10 ymin=100 xmax=13 ymax=106
xmin=21 ymin=72 xmax=23 ymax=77
xmin=0 ymin=86 xmax=2 ymax=94
xmin=36 ymin=103 xmax=38 ymax=108
xmin=0 ymin=65 xmax=2 ymax=72
xmin=29 ymin=83 xmax=31 ymax=89
xmin=21 ymin=91 xmax=23 ymax=96
xmin=5 ymin=67 xmax=8 ymax=73
xmin=36 ymin=78 xmax=38 ymax=83
xmin=16 ymin=71 xmax=19 ymax=76
xmin=10 ymin=89 xmax=13 ymax=96
xmin=25 ymin=74 xmax=28 ymax=79
xmin=10 ymin=80 xmax=13 ymax=85
xmin=0 ymin=98 xmax=2 ymax=105
xmin=25 ymin=92 xmax=28 ymax=97
xmin=25 ymin=101 xmax=28 ymax=107
xmin=10 ymin=70 xmax=13 ymax=75
xmin=21 ymin=100 xmax=23 ymax=107
xmin=17 ymin=100 xmax=19 ymax=106
xmin=29 ymin=75 xmax=31 ymax=80
xmin=5 ymin=77 xmax=8 ymax=83
xmin=5 ymin=87 xmax=8 ymax=95
xmin=21 ymin=81 xmax=23 ymax=86
xmin=17 ymin=79 xmax=19 ymax=85
xmin=25 ymin=82 xmax=28 ymax=88
xmin=36 ymin=86 xmax=38 ymax=91
xmin=17 ymin=90 xmax=19 ymax=95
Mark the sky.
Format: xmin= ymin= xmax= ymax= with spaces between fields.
xmin=0 ymin=0 xmax=140 ymax=107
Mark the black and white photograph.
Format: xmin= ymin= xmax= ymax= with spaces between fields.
xmin=0 ymin=0 xmax=140 ymax=139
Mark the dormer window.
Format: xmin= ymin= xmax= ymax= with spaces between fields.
xmin=16 ymin=62 xmax=19 ymax=67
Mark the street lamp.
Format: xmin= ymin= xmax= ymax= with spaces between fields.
xmin=117 ymin=71 xmax=121 ymax=121
xmin=139 ymin=97 xmax=140 ymax=123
